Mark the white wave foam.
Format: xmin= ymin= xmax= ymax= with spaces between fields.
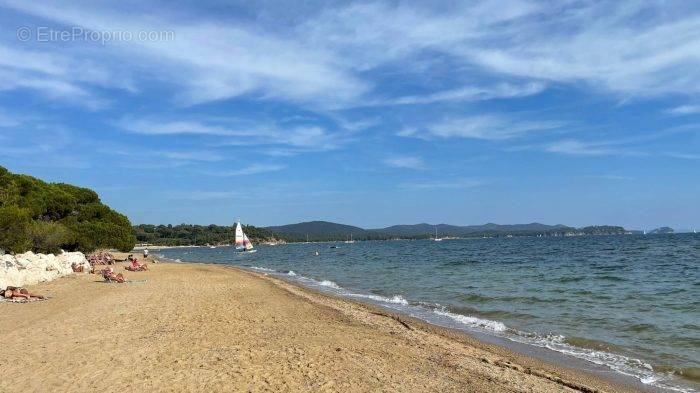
xmin=249 ymin=266 xmax=275 ymax=272
xmin=349 ymin=293 xmax=409 ymax=305
xmin=319 ymin=280 xmax=340 ymax=288
xmin=287 ymin=270 xmax=297 ymax=276
xmin=514 ymin=333 xmax=695 ymax=392
xmin=433 ymin=309 xmax=507 ymax=332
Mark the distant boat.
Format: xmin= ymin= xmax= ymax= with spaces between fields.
xmin=433 ymin=227 xmax=443 ymax=242
xmin=345 ymin=234 xmax=355 ymax=244
xmin=209 ymin=245 xmax=216 ymax=249
xmin=234 ymin=220 xmax=257 ymax=253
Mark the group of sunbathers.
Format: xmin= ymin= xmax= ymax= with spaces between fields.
xmin=100 ymin=254 xmax=149 ymax=283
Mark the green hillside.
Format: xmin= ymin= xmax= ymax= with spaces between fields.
xmin=266 ymin=221 xmax=629 ymax=241
xmin=0 ymin=166 xmax=136 ymax=254
xmin=265 ymin=221 xmax=388 ymax=242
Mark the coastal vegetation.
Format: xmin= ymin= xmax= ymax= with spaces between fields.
xmin=132 ymin=223 xmax=277 ymax=246
xmin=0 ymin=166 xmax=136 ymax=254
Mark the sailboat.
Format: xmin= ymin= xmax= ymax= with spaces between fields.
xmin=345 ymin=234 xmax=355 ymax=244
xmin=433 ymin=226 xmax=443 ymax=242
xmin=234 ymin=220 xmax=257 ymax=253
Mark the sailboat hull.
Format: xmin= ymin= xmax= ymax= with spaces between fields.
xmin=235 ymin=246 xmax=256 ymax=253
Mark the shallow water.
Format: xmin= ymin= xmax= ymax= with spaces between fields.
xmin=158 ymin=234 xmax=699 ymax=392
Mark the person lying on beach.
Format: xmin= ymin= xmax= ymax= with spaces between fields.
xmin=102 ymin=268 xmax=126 ymax=283
xmin=125 ymin=258 xmax=148 ymax=271
xmin=1 ymin=286 xmax=45 ymax=300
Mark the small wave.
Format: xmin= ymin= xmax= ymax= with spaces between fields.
xmin=319 ymin=280 xmax=340 ymax=288
xmin=433 ymin=308 xmax=507 ymax=332
xmin=597 ymin=275 xmax=627 ymax=282
xmin=558 ymin=276 xmax=584 ymax=283
xmin=677 ymin=367 xmax=700 ymax=384
xmin=249 ymin=266 xmax=275 ymax=272
xmin=440 ymin=259 xmax=480 ymax=267
xmin=626 ymin=323 xmax=657 ymax=333
xmin=349 ymin=293 xmax=409 ymax=305
xmin=287 ymin=270 xmax=297 ymax=276
xmin=459 ymin=293 xmax=494 ymax=303
xmin=513 ymin=333 xmax=700 ymax=392
xmin=458 ymin=293 xmax=560 ymax=305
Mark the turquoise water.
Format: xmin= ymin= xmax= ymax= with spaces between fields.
xmin=158 ymin=234 xmax=699 ymax=392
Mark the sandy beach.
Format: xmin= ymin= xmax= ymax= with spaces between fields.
xmin=1 ymin=255 xmax=639 ymax=392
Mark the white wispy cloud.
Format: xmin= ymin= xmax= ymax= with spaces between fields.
xmin=383 ymin=156 xmax=424 ymax=169
xmin=205 ymin=164 xmax=286 ymax=177
xmin=664 ymin=152 xmax=700 ymax=160
xmin=544 ymin=140 xmax=621 ymax=156
xmin=333 ymin=116 xmax=381 ymax=131
xmin=117 ymin=117 xmax=345 ymax=153
xmin=377 ymin=82 xmax=546 ymax=106
xmin=6 ymin=1 xmax=699 ymax=111
xmin=408 ymin=115 xmax=563 ymax=140
xmin=118 ymin=118 xmax=257 ymax=136
xmin=111 ymin=146 xmax=224 ymax=163
xmin=665 ymin=105 xmax=700 ymax=115
xmin=0 ymin=1 xmax=366 ymax=109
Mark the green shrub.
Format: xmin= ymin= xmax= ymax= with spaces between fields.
xmin=28 ymin=221 xmax=70 ymax=254
xmin=0 ymin=205 xmax=32 ymax=253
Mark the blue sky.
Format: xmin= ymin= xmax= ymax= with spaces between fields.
xmin=0 ymin=0 xmax=698 ymax=229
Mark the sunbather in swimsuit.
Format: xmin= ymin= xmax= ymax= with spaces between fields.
xmin=102 ymin=268 xmax=126 ymax=283
xmin=127 ymin=258 xmax=148 ymax=271
xmin=2 ymin=287 xmax=45 ymax=300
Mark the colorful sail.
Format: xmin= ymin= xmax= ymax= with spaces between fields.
xmin=243 ymin=233 xmax=254 ymax=250
xmin=235 ymin=220 xmax=255 ymax=252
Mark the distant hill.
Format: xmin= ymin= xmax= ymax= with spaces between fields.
xmin=265 ymin=221 xmax=629 ymax=242
xmin=265 ymin=221 xmax=369 ymax=241
xmin=649 ymin=226 xmax=674 ymax=234
xmin=372 ymin=223 xmax=576 ymax=237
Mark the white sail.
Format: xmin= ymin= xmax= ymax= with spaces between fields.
xmin=235 ymin=221 xmax=245 ymax=248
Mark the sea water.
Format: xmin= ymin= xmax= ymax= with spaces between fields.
xmin=157 ymin=234 xmax=699 ymax=392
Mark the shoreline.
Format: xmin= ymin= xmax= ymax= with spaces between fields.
xmin=158 ymin=247 xmax=698 ymax=393
xmin=0 ymin=257 xmax=673 ymax=392
xmin=242 ymin=266 xmax=650 ymax=393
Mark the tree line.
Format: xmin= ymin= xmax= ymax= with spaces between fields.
xmin=0 ymin=166 xmax=136 ymax=254
xmin=133 ymin=224 xmax=277 ymax=246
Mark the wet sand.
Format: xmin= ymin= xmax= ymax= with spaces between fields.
xmin=0 ymin=256 xmax=639 ymax=392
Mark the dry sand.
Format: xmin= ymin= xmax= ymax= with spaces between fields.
xmin=0 ymin=255 xmax=639 ymax=392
